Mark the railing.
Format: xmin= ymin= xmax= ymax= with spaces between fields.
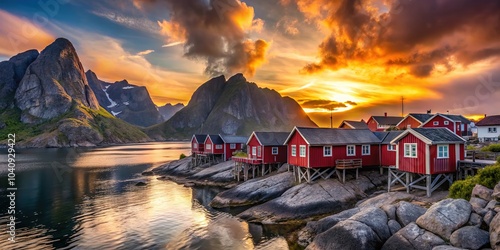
xmin=233 ymin=156 xmax=262 ymax=164
xmin=465 ymin=150 xmax=500 ymax=161
xmin=335 ymin=159 xmax=362 ymax=169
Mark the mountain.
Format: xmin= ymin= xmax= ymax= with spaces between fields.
xmin=0 ymin=38 xmax=150 ymax=147
xmin=158 ymin=103 xmax=184 ymax=121
xmin=86 ymin=70 xmax=163 ymax=127
xmin=146 ymin=74 xmax=317 ymax=139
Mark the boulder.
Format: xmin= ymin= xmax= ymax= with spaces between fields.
xmin=484 ymin=210 xmax=497 ymax=227
xmin=467 ymin=212 xmax=482 ymax=227
xmin=493 ymin=182 xmax=500 ymax=202
xmin=490 ymin=212 xmax=500 ymax=249
xmin=382 ymin=204 xmax=397 ymax=221
xmin=432 ymin=246 xmax=466 ymax=250
xmin=470 ymin=197 xmax=489 ymax=214
xmin=486 ymin=200 xmax=498 ymax=210
xmin=210 ymin=172 xmax=295 ymax=208
xmin=396 ymin=201 xmax=427 ymax=226
xmin=449 ymin=226 xmax=489 ymax=250
xmin=382 ymin=223 xmax=445 ymax=250
xmin=357 ymin=192 xmax=414 ymax=209
xmin=471 ymin=184 xmax=493 ymax=201
xmin=388 ymin=219 xmax=402 ymax=235
xmin=416 ymin=199 xmax=472 ymax=240
xmin=349 ymin=207 xmax=391 ymax=241
xmin=307 ymin=220 xmax=382 ymax=250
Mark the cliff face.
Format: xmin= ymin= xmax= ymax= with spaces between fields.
xmin=86 ymin=70 xmax=163 ymax=127
xmin=146 ymin=73 xmax=317 ymax=139
xmin=158 ymin=103 xmax=184 ymax=121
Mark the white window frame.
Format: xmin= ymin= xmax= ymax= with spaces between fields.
xmin=347 ymin=145 xmax=356 ymax=156
xmin=404 ymin=143 xmax=417 ymax=158
xmin=438 ymin=145 xmax=449 ymax=159
xmin=433 ymin=121 xmax=439 ymax=126
xmin=387 ymin=144 xmax=396 ymax=151
xmin=299 ymin=145 xmax=306 ymax=157
xmin=252 ymin=146 xmax=257 ymax=157
xmin=272 ymin=147 xmax=278 ymax=155
xmin=444 ymin=121 xmax=449 ymax=125
xmin=489 ymin=127 xmax=497 ymax=133
xmin=230 ymin=143 xmax=236 ymax=149
xmin=257 ymin=146 xmax=262 ymax=157
xmin=193 ymin=143 xmax=198 ymax=149
xmin=291 ymin=145 xmax=296 ymax=157
xmin=323 ymin=146 xmax=332 ymax=157
xmin=362 ymin=145 xmax=370 ymax=155
xmin=215 ymin=144 xmax=223 ymax=150
xmin=206 ymin=144 xmax=212 ymax=150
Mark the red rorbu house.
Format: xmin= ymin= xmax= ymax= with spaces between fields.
xmin=367 ymin=113 xmax=403 ymax=131
xmin=388 ymin=128 xmax=466 ymax=197
xmin=284 ymin=127 xmax=382 ymax=183
xmin=203 ymin=134 xmax=225 ymax=162
xmin=339 ymin=120 xmax=369 ymax=129
xmin=374 ymin=131 xmax=404 ymax=171
xmin=420 ymin=113 xmax=471 ymax=137
xmin=219 ymin=135 xmax=247 ymax=161
xmin=191 ymin=134 xmax=207 ymax=155
xmin=233 ymin=132 xmax=289 ymax=181
xmin=396 ymin=113 xmax=434 ymax=130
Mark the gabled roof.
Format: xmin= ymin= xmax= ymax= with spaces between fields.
xmin=409 ymin=113 xmax=435 ymax=123
xmin=476 ymin=115 xmax=500 ymax=126
xmin=371 ymin=116 xmax=403 ymax=126
xmin=391 ymin=128 xmax=466 ymax=145
xmin=339 ymin=120 xmax=369 ymax=129
xmin=220 ymin=135 xmax=247 ymax=144
xmin=205 ymin=134 xmax=223 ymax=144
xmin=192 ymin=134 xmax=207 ymax=143
xmin=421 ymin=113 xmax=471 ymax=127
xmin=284 ymin=127 xmax=381 ymax=146
xmin=374 ymin=131 xmax=404 ymax=144
xmin=251 ymin=132 xmax=290 ymax=146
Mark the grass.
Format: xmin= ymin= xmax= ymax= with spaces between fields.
xmin=449 ymin=164 xmax=500 ymax=200
xmin=233 ymin=151 xmax=247 ymax=157
xmin=179 ymin=153 xmax=187 ymax=159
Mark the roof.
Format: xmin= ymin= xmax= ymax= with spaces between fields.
xmin=408 ymin=113 xmax=435 ymax=123
xmin=371 ymin=116 xmax=403 ymax=126
xmin=252 ymin=132 xmax=290 ymax=146
xmin=206 ymin=134 xmax=223 ymax=144
xmin=192 ymin=134 xmax=207 ymax=143
xmin=476 ymin=115 xmax=500 ymax=126
xmin=220 ymin=135 xmax=247 ymax=144
xmin=340 ymin=120 xmax=369 ymax=129
xmin=391 ymin=128 xmax=466 ymax=145
xmin=374 ymin=131 xmax=404 ymax=144
xmin=442 ymin=114 xmax=470 ymax=124
xmin=285 ymin=127 xmax=381 ymax=146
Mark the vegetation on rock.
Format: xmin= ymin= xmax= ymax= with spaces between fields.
xmin=449 ymin=164 xmax=500 ymax=200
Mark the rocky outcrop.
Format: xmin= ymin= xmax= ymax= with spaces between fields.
xmin=491 ymin=212 xmax=500 ymax=250
xmin=158 ymin=103 xmax=184 ymax=121
xmin=382 ymin=223 xmax=445 ymax=250
xmin=416 ymin=199 xmax=472 ymax=240
xmin=9 ymin=49 xmax=39 ymax=83
xmin=15 ymin=38 xmax=99 ymax=123
xmin=86 ymin=70 xmax=163 ymax=127
xmin=449 ymin=226 xmax=489 ymax=250
xmin=396 ymin=201 xmax=427 ymax=227
xmin=210 ymin=172 xmax=295 ymax=208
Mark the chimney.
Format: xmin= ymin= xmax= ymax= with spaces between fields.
xmin=485 ymin=114 xmax=487 ymax=118
xmin=384 ymin=112 xmax=387 ymax=117
xmin=427 ymin=109 xmax=432 ymax=114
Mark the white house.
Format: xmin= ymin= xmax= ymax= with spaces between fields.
xmin=476 ymin=115 xmax=500 ymax=142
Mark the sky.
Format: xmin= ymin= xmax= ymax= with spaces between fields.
xmin=1 ymin=0 xmax=500 ymax=127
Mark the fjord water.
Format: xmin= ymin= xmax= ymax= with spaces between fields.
xmin=0 ymin=142 xmax=288 ymax=250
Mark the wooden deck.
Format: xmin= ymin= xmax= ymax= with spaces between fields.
xmin=457 ymin=159 xmax=496 ymax=179
xmin=232 ymin=157 xmax=262 ymax=165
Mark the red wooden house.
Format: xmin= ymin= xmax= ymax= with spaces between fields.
xmin=339 ymin=120 xmax=369 ymax=129
xmin=220 ymin=135 xmax=247 ymax=161
xmin=420 ymin=114 xmax=471 ymax=136
xmin=246 ymin=132 xmax=289 ymax=164
xmin=374 ymin=131 xmax=404 ymax=167
xmin=284 ymin=127 xmax=381 ymax=182
xmin=396 ymin=113 xmax=434 ymax=130
xmin=204 ymin=134 xmax=224 ymax=157
xmin=389 ymin=128 xmax=466 ymax=197
xmin=367 ymin=113 xmax=403 ymax=131
xmin=191 ymin=134 xmax=207 ymax=155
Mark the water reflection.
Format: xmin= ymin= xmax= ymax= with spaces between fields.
xmin=0 ymin=143 xmax=289 ymax=250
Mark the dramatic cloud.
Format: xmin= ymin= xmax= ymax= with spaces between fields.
xmin=300 ymin=99 xmax=357 ymax=110
xmin=138 ymin=0 xmax=270 ymax=76
xmin=296 ymin=0 xmax=500 ymax=78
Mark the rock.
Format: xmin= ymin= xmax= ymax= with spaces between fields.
xmin=350 ymin=207 xmax=391 ymax=242
xmin=135 ymin=181 xmax=147 ymax=186
xmin=155 ymin=157 xmax=194 ymax=176
xmin=490 ymin=212 xmax=500 ymax=249
xmin=396 ymin=201 xmax=427 ymax=227
xmin=142 ymin=171 xmax=154 ymax=176
xmin=382 ymin=223 xmax=445 ymax=250
xmin=238 ymin=176 xmax=376 ymax=223
xmin=493 ymin=182 xmax=500 ymax=202
xmin=0 ymin=61 xmax=16 ymax=110
xmin=57 ymin=119 xmax=103 ymax=146
xmin=470 ymin=197 xmax=489 ymax=212
xmin=191 ymin=161 xmax=234 ymax=179
xmin=357 ymin=192 xmax=414 ymax=209
xmin=467 ymin=212 xmax=482 ymax=227
xmin=307 ymin=220 xmax=382 ymax=250
xmin=8 ymin=49 xmax=39 ymax=83
xmin=416 ymin=199 xmax=472 ymax=240
xmin=484 ymin=210 xmax=497 ymax=227
xmin=382 ymin=204 xmax=397 ymax=221
xmin=432 ymin=246 xmax=466 ymax=250
xmin=472 ymin=184 xmax=493 ymax=201
xmin=210 ymin=172 xmax=295 ymax=208
xmin=158 ymin=103 xmax=184 ymax=121
xmin=298 ymin=208 xmax=360 ymax=247
xmin=15 ymin=38 xmax=99 ymax=123
xmin=388 ymin=220 xmax=402 ymax=235
xmin=486 ymin=200 xmax=498 ymax=210
xmin=449 ymin=226 xmax=490 ymax=250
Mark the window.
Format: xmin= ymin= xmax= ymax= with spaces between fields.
xmin=206 ymin=144 xmax=212 ymax=150
xmin=433 ymin=121 xmax=439 ymax=126
xmin=230 ymin=143 xmax=236 ymax=149
xmin=347 ymin=145 xmax=355 ymax=156
xmin=323 ymin=146 xmax=332 ymax=156
xmin=252 ymin=146 xmax=257 ymax=157
xmin=438 ymin=145 xmax=449 ymax=158
xmin=272 ymin=147 xmax=278 ymax=155
xmin=489 ymin=127 xmax=498 ymax=133
xmin=258 ymin=146 xmax=262 ymax=157
xmin=194 ymin=143 xmax=198 ymax=149
xmin=291 ymin=145 xmax=296 ymax=156
xmin=362 ymin=145 xmax=370 ymax=155
xmin=216 ymin=145 xmax=223 ymax=149
xmin=299 ymin=145 xmax=306 ymax=157
xmin=404 ymin=143 xmax=417 ymax=158
xmin=407 ymin=125 xmax=411 ymax=129
xmin=387 ymin=144 xmax=396 ymax=151
xmin=444 ymin=121 xmax=449 ymax=125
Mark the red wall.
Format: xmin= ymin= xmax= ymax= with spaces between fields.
xmin=429 ymin=143 xmax=462 ymax=174
xmin=224 ymin=143 xmax=243 ymax=161
xmin=287 ymin=131 xmax=309 ymax=167
xmin=397 ymin=133 xmax=427 ymax=174
xmin=204 ymin=137 xmax=224 ymax=155
xmin=422 ymin=116 xmax=456 ymax=134
xmin=263 ymin=145 xmax=287 ymax=164
xmin=397 ymin=116 xmax=422 ymax=130
xmin=367 ymin=117 xmax=383 ymax=131
xmin=192 ymin=137 xmax=204 ymax=153
xmin=307 ymin=144 xmax=380 ymax=168
xmin=247 ymin=135 xmax=261 ymax=160
xmin=381 ymin=145 xmax=397 ymax=166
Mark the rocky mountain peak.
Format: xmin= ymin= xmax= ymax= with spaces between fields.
xmin=15 ymin=37 xmax=99 ymax=123
xmin=227 ymin=73 xmax=246 ymax=84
